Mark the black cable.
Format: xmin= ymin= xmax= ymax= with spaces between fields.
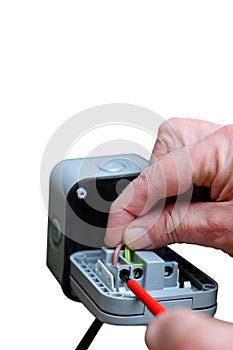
xmin=75 ymin=318 xmax=103 ymax=350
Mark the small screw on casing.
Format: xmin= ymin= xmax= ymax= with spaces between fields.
xmin=76 ymin=187 xmax=87 ymax=199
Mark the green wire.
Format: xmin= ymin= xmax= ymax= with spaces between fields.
xmin=124 ymin=246 xmax=143 ymax=266
xmin=124 ymin=246 xmax=130 ymax=262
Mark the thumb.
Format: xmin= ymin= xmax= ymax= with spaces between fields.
xmin=145 ymin=309 xmax=233 ymax=350
xmin=123 ymin=201 xmax=233 ymax=256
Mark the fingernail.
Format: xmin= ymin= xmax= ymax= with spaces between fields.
xmin=124 ymin=226 xmax=153 ymax=249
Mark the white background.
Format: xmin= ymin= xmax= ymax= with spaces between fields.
xmin=1 ymin=1 xmax=233 ymax=349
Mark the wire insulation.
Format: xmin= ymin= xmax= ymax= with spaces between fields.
xmin=112 ymin=244 xmax=122 ymax=265
xmin=126 ymin=279 xmax=167 ymax=316
xmin=75 ymin=318 xmax=103 ymax=350
xmin=124 ymin=246 xmax=131 ymax=262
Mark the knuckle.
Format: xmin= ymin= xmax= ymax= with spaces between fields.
xmin=167 ymin=117 xmax=181 ymax=125
xmin=162 ymin=207 xmax=179 ymax=243
xmin=223 ymin=124 xmax=233 ymax=136
xmin=132 ymin=171 xmax=149 ymax=196
xmin=162 ymin=204 xmax=189 ymax=244
xmin=163 ymin=207 xmax=175 ymax=233
xmin=158 ymin=118 xmax=178 ymax=136
xmin=215 ymin=124 xmax=233 ymax=145
xmin=205 ymin=203 xmax=233 ymax=254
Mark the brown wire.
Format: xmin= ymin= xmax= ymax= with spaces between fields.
xmin=112 ymin=244 xmax=122 ymax=265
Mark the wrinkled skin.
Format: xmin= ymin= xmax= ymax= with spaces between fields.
xmin=105 ymin=118 xmax=233 ymax=350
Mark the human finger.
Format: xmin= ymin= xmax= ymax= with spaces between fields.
xmin=123 ymin=201 xmax=233 ymax=256
xmin=150 ymin=118 xmax=221 ymax=161
xmin=105 ymin=147 xmax=192 ymax=246
xmin=145 ymin=309 xmax=233 ymax=350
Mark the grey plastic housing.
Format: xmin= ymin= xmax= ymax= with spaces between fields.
xmin=47 ymin=154 xmax=218 ymax=325
xmin=70 ymin=247 xmax=218 ymax=325
xmin=47 ymin=154 xmax=148 ymax=287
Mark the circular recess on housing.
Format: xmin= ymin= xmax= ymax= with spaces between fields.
xmin=99 ymin=159 xmax=126 ymax=173
xmin=132 ymin=268 xmax=143 ymax=279
xmin=119 ymin=269 xmax=130 ymax=282
xmin=164 ymin=265 xmax=173 ymax=277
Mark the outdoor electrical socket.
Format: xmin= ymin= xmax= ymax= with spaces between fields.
xmin=47 ymin=154 xmax=218 ymax=325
